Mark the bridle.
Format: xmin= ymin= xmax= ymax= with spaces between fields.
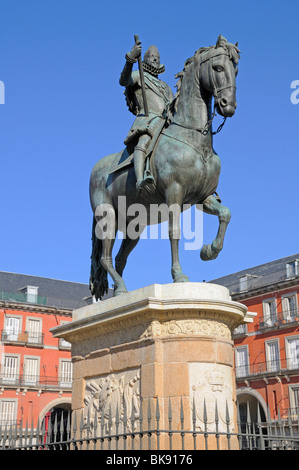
xmin=172 ymin=51 xmax=236 ymax=136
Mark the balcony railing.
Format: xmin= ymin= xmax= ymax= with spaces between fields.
xmin=0 ymin=373 xmax=72 ymax=389
xmin=235 ymin=357 xmax=299 ymax=379
xmin=0 ymin=290 xmax=47 ymax=305
xmin=258 ymin=310 xmax=299 ymax=330
xmin=1 ymin=329 xmax=44 ymax=346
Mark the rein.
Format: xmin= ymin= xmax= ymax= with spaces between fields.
xmin=172 ymin=104 xmax=226 ymax=136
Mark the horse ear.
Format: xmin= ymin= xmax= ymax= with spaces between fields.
xmin=216 ymin=34 xmax=227 ymax=48
xmin=216 ymin=35 xmax=222 ymax=48
xmin=235 ymin=42 xmax=238 ymax=47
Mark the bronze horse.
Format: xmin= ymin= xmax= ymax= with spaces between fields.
xmin=89 ymin=36 xmax=240 ymax=299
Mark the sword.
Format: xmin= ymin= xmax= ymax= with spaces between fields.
xmin=134 ymin=35 xmax=149 ymax=117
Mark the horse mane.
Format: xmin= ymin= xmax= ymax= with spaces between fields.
xmin=170 ymin=36 xmax=240 ymax=114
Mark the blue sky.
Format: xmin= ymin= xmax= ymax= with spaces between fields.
xmin=0 ymin=0 xmax=298 ymax=292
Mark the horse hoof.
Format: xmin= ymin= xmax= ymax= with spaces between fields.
xmin=114 ymin=289 xmax=128 ymax=297
xmin=173 ymin=274 xmax=190 ymax=283
xmin=113 ymin=284 xmax=128 ymax=297
xmin=200 ymin=244 xmax=218 ymax=261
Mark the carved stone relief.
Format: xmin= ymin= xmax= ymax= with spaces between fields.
xmin=190 ymin=363 xmax=235 ymax=433
xmin=84 ymin=369 xmax=140 ymax=433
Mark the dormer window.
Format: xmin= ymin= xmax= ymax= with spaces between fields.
xmin=239 ymin=274 xmax=259 ymax=292
xmin=286 ymin=260 xmax=299 ymax=279
xmin=239 ymin=275 xmax=249 ymax=292
xmin=18 ymin=286 xmax=39 ymax=303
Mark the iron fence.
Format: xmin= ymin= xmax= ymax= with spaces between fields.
xmin=1 ymin=397 xmax=299 ymax=451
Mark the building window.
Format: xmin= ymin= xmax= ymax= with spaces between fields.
xmin=235 ymin=346 xmax=249 ymax=377
xmin=4 ymin=316 xmax=21 ymax=341
xmin=2 ymin=355 xmax=19 ymax=384
xmin=286 ymin=336 xmax=299 ymax=370
xmin=59 ymin=321 xmax=71 ymax=349
xmin=23 ymin=356 xmax=39 ymax=386
xmin=289 ymin=386 xmax=299 ymax=414
xmin=0 ymin=399 xmax=17 ymax=425
xmin=286 ymin=260 xmax=299 ymax=279
xmin=282 ymin=293 xmax=298 ymax=320
xmin=239 ymin=275 xmax=249 ymax=292
xmin=234 ymin=323 xmax=247 ymax=336
xmin=19 ymin=285 xmax=39 ymax=303
xmin=59 ymin=360 xmax=73 ymax=388
xmin=263 ymin=298 xmax=277 ymax=326
xmin=26 ymin=318 xmax=42 ymax=344
xmin=266 ymin=340 xmax=280 ymax=372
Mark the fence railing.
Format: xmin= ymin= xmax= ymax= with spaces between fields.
xmin=1 ymin=398 xmax=299 ymax=451
xmin=0 ymin=373 xmax=72 ymax=389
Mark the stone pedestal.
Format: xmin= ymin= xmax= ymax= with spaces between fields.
xmin=51 ymin=283 xmax=253 ymax=450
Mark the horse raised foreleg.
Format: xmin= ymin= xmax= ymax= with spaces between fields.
xmin=200 ymin=194 xmax=231 ymax=261
xmin=166 ymin=185 xmax=190 ymax=283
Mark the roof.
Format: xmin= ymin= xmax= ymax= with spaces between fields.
xmin=210 ymin=253 xmax=299 ymax=297
xmin=0 ymin=271 xmax=111 ymax=310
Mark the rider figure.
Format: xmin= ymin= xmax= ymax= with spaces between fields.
xmin=119 ymin=40 xmax=174 ymax=191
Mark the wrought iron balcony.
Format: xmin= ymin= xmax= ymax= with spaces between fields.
xmin=257 ymin=310 xmax=299 ymax=330
xmin=1 ymin=329 xmax=44 ymax=346
xmin=235 ymin=357 xmax=299 ymax=380
xmin=0 ymin=373 xmax=72 ymax=389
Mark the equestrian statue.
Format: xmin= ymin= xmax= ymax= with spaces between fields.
xmin=89 ymin=35 xmax=240 ymax=299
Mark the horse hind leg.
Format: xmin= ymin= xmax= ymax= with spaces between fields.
xmin=115 ymin=233 xmax=142 ymax=277
xmin=94 ymin=205 xmax=128 ymax=297
xmin=200 ymin=194 xmax=231 ymax=261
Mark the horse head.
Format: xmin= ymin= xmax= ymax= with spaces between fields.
xmin=198 ymin=35 xmax=240 ymax=118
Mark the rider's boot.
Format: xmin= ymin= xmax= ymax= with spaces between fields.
xmin=134 ymin=148 xmax=154 ymax=190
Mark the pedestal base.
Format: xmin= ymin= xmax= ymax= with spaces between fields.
xmin=52 ymin=283 xmax=251 ymax=450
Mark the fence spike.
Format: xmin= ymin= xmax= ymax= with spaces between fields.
xmin=225 ymin=400 xmax=230 ymax=425
xmin=60 ymin=411 xmax=65 ymax=442
xmin=24 ymin=419 xmax=29 ymax=446
xmin=203 ymin=398 xmax=208 ymax=424
xmin=36 ymin=418 xmax=40 ymax=449
xmin=192 ymin=395 xmax=196 ymax=424
xmin=147 ymin=399 xmax=152 ymax=424
xmin=215 ymin=399 xmax=219 ymax=424
xmin=139 ymin=397 xmax=143 ymax=425
xmin=156 ymin=397 xmax=160 ymax=422
xmin=180 ymin=397 xmax=184 ymax=423
xmin=54 ymin=413 xmax=58 ymax=442
xmin=72 ymin=409 xmax=77 ymax=438
xmin=29 ymin=418 xmax=34 ymax=447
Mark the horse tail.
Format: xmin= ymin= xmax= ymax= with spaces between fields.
xmin=89 ymin=216 xmax=109 ymax=300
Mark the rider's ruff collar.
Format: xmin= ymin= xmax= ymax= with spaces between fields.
xmin=142 ymin=62 xmax=165 ymax=77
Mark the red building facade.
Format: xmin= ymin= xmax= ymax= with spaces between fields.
xmin=0 ymin=272 xmax=93 ymax=428
xmin=213 ymin=254 xmax=299 ymax=424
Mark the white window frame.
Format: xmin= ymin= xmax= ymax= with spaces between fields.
xmin=289 ymin=384 xmax=299 ymax=414
xmin=235 ymin=346 xmax=249 ymax=378
xmin=265 ymin=339 xmax=280 ymax=372
xmin=4 ymin=315 xmax=22 ymax=341
xmin=0 ymin=399 xmax=17 ymax=425
xmin=59 ymin=359 xmax=73 ymax=388
xmin=286 ymin=260 xmax=299 ymax=279
xmin=26 ymin=317 xmax=42 ymax=344
xmin=23 ymin=355 xmax=40 ymax=386
xmin=262 ymin=298 xmax=277 ymax=326
xmin=59 ymin=321 xmax=71 ymax=349
xmin=285 ymin=335 xmax=299 ymax=370
xmin=2 ymin=354 xmax=20 ymax=384
xmin=282 ymin=292 xmax=298 ymax=321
